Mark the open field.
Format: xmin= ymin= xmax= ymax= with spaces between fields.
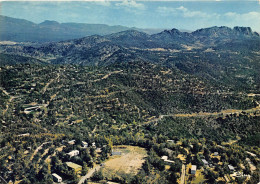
xmin=102 ymin=146 xmax=147 ymax=179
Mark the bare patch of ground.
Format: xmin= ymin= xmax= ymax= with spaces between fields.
xmin=103 ymin=146 xmax=147 ymax=178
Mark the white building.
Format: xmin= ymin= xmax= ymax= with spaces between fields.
xmin=52 ymin=173 xmax=62 ymax=183
xmin=68 ymin=140 xmax=76 ymax=145
xmin=161 ymin=156 xmax=175 ymax=164
xmin=82 ymin=141 xmax=88 ymax=148
xmin=202 ymin=159 xmax=209 ymax=166
xmin=18 ymin=133 xmax=30 ymax=137
xmin=228 ymin=165 xmax=235 ymax=172
xmin=167 ymin=140 xmax=174 ymax=144
xmin=191 ymin=165 xmax=197 ymax=175
xmin=67 ymin=150 xmax=79 ymax=158
xmin=161 ymin=156 xmax=168 ymax=161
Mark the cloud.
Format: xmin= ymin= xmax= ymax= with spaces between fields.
xmin=157 ymin=7 xmax=176 ymax=15
xmin=224 ymin=11 xmax=260 ymax=21
xmin=223 ymin=11 xmax=260 ymax=30
xmin=93 ymin=0 xmax=111 ymax=7
xmin=157 ymin=6 xmax=210 ymax=18
xmin=115 ymin=0 xmax=145 ymax=10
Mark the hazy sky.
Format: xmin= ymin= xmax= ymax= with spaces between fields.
xmin=0 ymin=0 xmax=260 ymax=31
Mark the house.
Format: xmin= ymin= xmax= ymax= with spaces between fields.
xmin=92 ymin=142 xmax=96 ymax=147
xmin=228 ymin=165 xmax=235 ymax=172
xmin=66 ymin=162 xmax=82 ymax=174
xmin=96 ymin=148 xmax=102 ymax=153
xmin=246 ymin=151 xmax=256 ymax=157
xmin=68 ymin=140 xmax=76 ymax=145
xmin=161 ymin=156 xmax=168 ymax=161
xmin=191 ymin=165 xmax=197 ymax=175
xmin=18 ymin=133 xmax=30 ymax=137
xmin=214 ymin=152 xmax=218 ymax=156
xmin=202 ymin=159 xmax=209 ymax=166
xmin=167 ymin=140 xmax=174 ymax=144
xmin=82 ymin=141 xmax=88 ymax=148
xmin=161 ymin=155 xmax=175 ymax=164
xmin=112 ymin=151 xmax=122 ymax=156
xmin=52 ymin=173 xmax=62 ymax=183
xmin=67 ymin=150 xmax=79 ymax=158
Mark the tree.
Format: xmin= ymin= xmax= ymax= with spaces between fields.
xmin=20 ymin=177 xmax=31 ymax=184
xmin=206 ymin=169 xmax=218 ymax=183
xmin=168 ymin=172 xmax=178 ymax=184
xmin=142 ymin=160 xmax=151 ymax=174
xmin=186 ymin=154 xmax=192 ymax=164
xmin=131 ymin=170 xmax=146 ymax=184
xmin=91 ymin=169 xmax=104 ymax=181
xmin=82 ymin=162 xmax=88 ymax=175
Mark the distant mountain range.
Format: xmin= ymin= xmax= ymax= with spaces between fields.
xmin=1 ymin=24 xmax=259 ymax=92
xmin=1 ymin=24 xmax=259 ymax=63
xmin=0 ymin=15 xmax=166 ymax=42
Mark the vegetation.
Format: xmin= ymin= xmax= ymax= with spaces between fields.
xmin=0 ymin=25 xmax=259 ymax=183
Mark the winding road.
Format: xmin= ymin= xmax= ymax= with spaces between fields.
xmin=78 ymin=165 xmax=101 ymax=184
xmin=145 ymin=98 xmax=260 ymax=125
xmin=180 ymin=164 xmax=186 ymax=184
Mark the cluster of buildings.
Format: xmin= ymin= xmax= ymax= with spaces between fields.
xmin=51 ymin=140 xmax=99 ymax=183
xmin=52 ymin=162 xmax=82 ymax=183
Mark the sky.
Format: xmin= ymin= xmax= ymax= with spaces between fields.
xmin=0 ymin=0 xmax=260 ymax=32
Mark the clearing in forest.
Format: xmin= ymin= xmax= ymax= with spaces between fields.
xmin=103 ymin=146 xmax=147 ymax=178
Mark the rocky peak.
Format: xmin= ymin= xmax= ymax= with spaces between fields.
xmin=192 ymin=26 xmax=233 ymax=37
xmin=106 ymin=30 xmax=150 ymax=40
xmin=39 ymin=20 xmax=60 ymax=27
xmin=163 ymin=28 xmax=182 ymax=35
xmin=233 ymin=26 xmax=259 ymax=36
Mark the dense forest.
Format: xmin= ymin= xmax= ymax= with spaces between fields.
xmin=0 ymin=25 xmax=259 ymax=184
xmin=0 ymin=62 xmax=259 ymax=183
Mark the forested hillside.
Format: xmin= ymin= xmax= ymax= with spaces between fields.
xmin=0 ymin=25 xmax=259 ymax=184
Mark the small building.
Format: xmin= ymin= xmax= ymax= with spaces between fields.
xmin=68 ymin=140 xmax=76 ymax=145
xmin=161 ymin=155 xmax=175 ymax=164
xmin=18 ymin=133 xmax=30 ymax=137
xmin=82 ymin=141 xmax=88 ymax=148
xmin=167 ymin=140 xmax=174 ymax=144
xmin=112 ymin=151 xmax=122 ymax=156
xmin=96 ymin=148 xmax=102 ymax=153
xmin=246 ymin=151 xmax=256 ymax=157
xmin=92 ymin=142 xmax=96 ymax=147
xmin=214 ymin=152 xmax=218 ymax=156
xmin=66 ymin=162 xmax=82 ymax=174
xmin=52 ymin=173 xmax=62 ymax=183
xmin=67 ymin=150 xmax=79 ymax=158
xmin=161 ymin=156 xmax=168 ymax=161
xmin=202 ymin=159 xmax=209 ymax=166
xmin=191 ymin=165 xmax=197 ymax=175
xmin=228 ymin=165 xmax=235 ymax=172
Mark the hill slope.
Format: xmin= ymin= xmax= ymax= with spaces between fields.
xmin=0 ymin=15 xmax=163 ymax=42
xmin=1 ymin=26 xmax=259 ymax=92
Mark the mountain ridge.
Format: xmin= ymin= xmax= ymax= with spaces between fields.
xmin=0 ymin=15 xmax=163 ymax=42
xmin=1 ymin=24 xmax=259 ymax=93
xmin=1 ymin=15 xmax=258 ymax=43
